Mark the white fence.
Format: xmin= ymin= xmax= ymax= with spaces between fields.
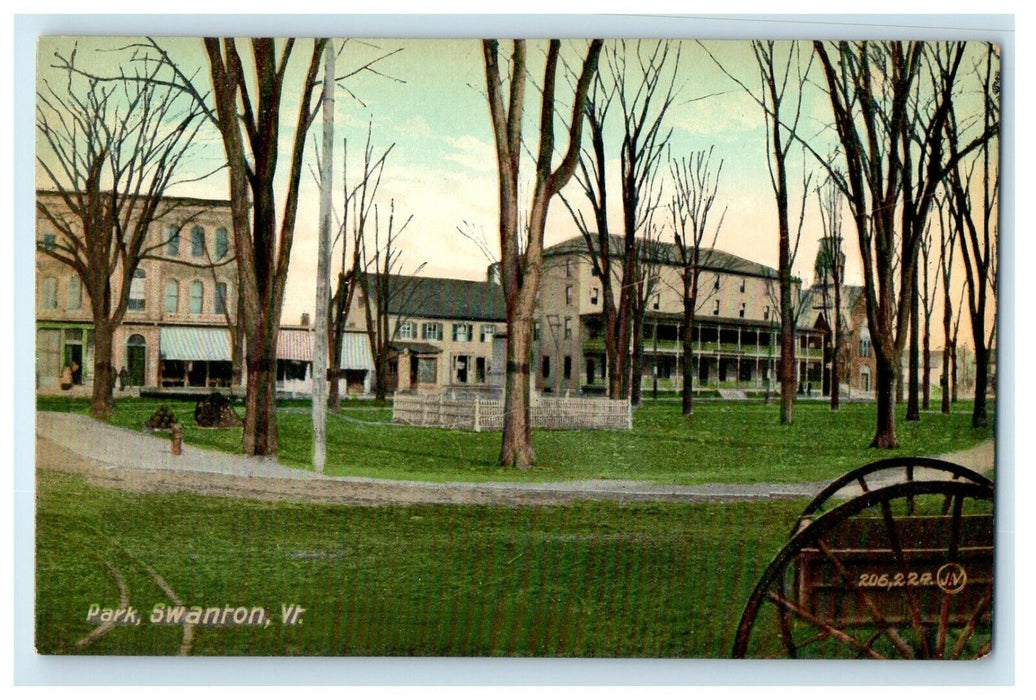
xmin=392 ymin=393 xmax=632 ymax=432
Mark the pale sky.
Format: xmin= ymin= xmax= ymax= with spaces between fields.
xmin=35 ymin=35 xmax=999 ymax=347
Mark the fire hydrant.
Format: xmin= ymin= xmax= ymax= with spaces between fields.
xmin=170 ymin=423 xmax=184 ymax=456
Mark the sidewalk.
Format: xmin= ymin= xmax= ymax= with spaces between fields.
xmin=35 ymin=411 xmax=995 ymax=504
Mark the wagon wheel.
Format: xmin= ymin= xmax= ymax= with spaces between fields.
xmin=733 ymin=479 xmax=994 ymax=659
xmin=791 ymin=458 xmax=993 ymax=538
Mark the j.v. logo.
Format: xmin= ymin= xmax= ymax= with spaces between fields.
xmin=936 ymin=563 xmax=967 ymax=594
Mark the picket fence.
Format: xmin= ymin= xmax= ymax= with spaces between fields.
xmin=392 ymin=393 xmax=631 ymax=432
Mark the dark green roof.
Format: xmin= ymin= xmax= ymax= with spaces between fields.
xmin=544 ymin=234 xmax=780 ymax=279
xmin=370 ymin=274 xmax=506 ymax=322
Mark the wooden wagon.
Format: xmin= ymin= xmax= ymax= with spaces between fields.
xmin=732 ymin=457 xmax=994 ymax=659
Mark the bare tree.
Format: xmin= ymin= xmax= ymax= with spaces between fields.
xmin=918 ymin=220 xmax=938 ymax=412
xmin=629 ymin=216 xmax=665 ymax=406
xmin=357 ymin=200 xmax=421 ymax=403
xmin=36 ymin=44 xmax=208 ymax=419
xmin=560 ymin=40 xmax=678 ymax=401
xmin=945 ymin=43 xmax=999 ymax=428
xmin=813 ymin=40 xmax=994 ymax=447
xmin=197 ymin=38 xmax=328 ymax=456
xmin=668 ymin=147 xmax=726 ymax=416
xmin=559 ymin=75 xmax=621 ymax=398
xmin=815 ymin=175 xmax=846 ymax=411
xmin=483 ymin=39 xmax=602 ymax=468
xmin=327 ymin=127 xmax=393 ymax=411
xmin=935 ymin=192 xmax=959 ymax=415
xmin=704 ymin=40 xmax=814 ymax=425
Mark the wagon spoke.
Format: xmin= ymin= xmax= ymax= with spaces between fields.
xmin=937 ymin=495 xmax=967 ymax=657
xmin=879 ymin=498 xmax=932 ymax=659
xmin=816 ymin=538 xmax=916 ymax=659
xmin=949 ymin=591 xmax=992 ymax=660
xmin=765 ymin=591 xmax=888 ymax=660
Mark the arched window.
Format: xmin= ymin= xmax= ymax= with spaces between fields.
xmin=190 ymin=280 xmax=204 ymax=314
xmin=166 ymin=225 xmax=180 ymax=256
xmin=215 ymin=227 xmax=229 ymax=259
xmin=191 ymin=226 xmax=205 ymax=258
xmin=164 ymin=280 xmax=179 ymax=314
xmin=859 ymin=328 xmax=871 ymax=358
xmin=126 ymin=334 xmax=147 ymax=387
xmin=215 ymin=282 xmax=228 ymax=315
xmin=128 ymin=269 xmax=146 ymax=311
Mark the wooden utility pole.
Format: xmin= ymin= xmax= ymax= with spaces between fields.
xmin=313 ymin=40 xmax=335 ymax=474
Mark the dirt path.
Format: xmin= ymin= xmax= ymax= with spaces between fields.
xmin=35 ymin=411 xmax=996 ymax=507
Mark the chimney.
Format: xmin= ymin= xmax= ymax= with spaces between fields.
xmin=300 ymin=312 xmax=310 ymax=327
xmin=487 ymin=262 xmax=502 ymax=286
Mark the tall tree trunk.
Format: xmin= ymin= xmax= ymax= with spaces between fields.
xmin=906 ymin=268 xmax=921 ymax=421
xmin=501 ymin=306 xmax=535 ymax=467
xmin=951 ymin=343 xmax=959 ymax=404
xmin=972 ymin=331 xmax=990 ymax=429
xmin=681 ymin=288 xmax=695 ymax=416
xmin=243 ymin=332 xmax=279 ymax=456
xmin=922 ymin=326 xmax=931 ymax=411
xmin=941 ymin=288 xmax=952 ymax=414
xmin=830 ymin=282 xmax=841 ymax=411
xmin=90 ymin=319 xmax=115 ymax=420
xmin=630 ymin=297 xmax=645 ymax=407
xmin=872 ymin=352 xmax=899 ymax=448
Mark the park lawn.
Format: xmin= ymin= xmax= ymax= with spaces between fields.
xmin=35 ymin=467 xmax=804 ymax=657
xmin=36 ymin=396 xmax=994 ymax=485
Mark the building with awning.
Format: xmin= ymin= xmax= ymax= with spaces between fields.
xmin=276 ymin=328 xmax=313 ymax=395
xmin=340 ymin=332 xmax=375 ymax=395
xmin=159 ymin=327 xmax=234 ymax=387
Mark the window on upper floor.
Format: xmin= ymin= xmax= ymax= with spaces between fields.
xmin=763 ymin=305 xmax=770 ymax=321
xmin=165 ymin=280 xmax=179 ymax=314
xmin=452 ymin=323 xmax=473 ymax=342
xmin=564 ymin=318 xmax=572 ymax=339
xmin=422 ymin=322 xmax=442 ymax=341
xmin=166 ymin=226 xmax=180 ymax=257
xmin=740 ymin=278 xmax=746 ymax=293
xmin=713 ymin=299 xmax=720 ymax=316
xmin=533 ymin=321 xmax=540 ymax=341
xmin=541 ymin=355 xmax=550 ymax=378
xmin=860 ymin=335 xmax=871 ymax=358
xmin=215 ymin=282 xmax=228 ymax=315
xmin=67 ymin=276 xmax=82 ymax=311
xmin=190 ymin=280 xmax=204 ymax=314
xmin=398 ymin=321 xmax=415 ymax=340
xmin=191 ymin=226 xmax=205 ymax=258
xmin=40 ymin=277 xmax=57 ymax=310
xmin=652 ymin=294 xmax=660 ymax=311
xmin=41 ymin=233 xmax=56 ymax=252
xmin=565 ymin=285 xmax=573 ymax=306
xmin=215 ymin=227 xmax=230 ymax=260
xmin=739 ymin=302 xmax=746 ymax=318
xmin=565 ymin=258 xmax=573 ymax=278
xmin=590 ymin=287 xmax=599 ymax=305
xmin=564 ymin=355 xmax=572 ymax=380
xmin=480 ymin=325 xmax=495 ymax=343
xmin=714 ymin=275 xmax=720 ymax=290
xmin=128 ymin=269 xmax=146 ymax=311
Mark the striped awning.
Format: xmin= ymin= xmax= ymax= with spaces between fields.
xmin=277 ymin=329 xmax=313 ymax=362
xmin=340 ymin=333 xmax=374 ymax=371
xmin=159 ymin=327 xmax=232 ymax=361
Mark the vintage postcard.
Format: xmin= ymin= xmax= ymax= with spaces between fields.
xmin=32 ymin=32 xmax=1000 ymax=665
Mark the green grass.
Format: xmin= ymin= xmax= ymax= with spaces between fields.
xmin=37 ymin=395 xmax=994 ymax=485
xmin=35 ymin=468 xmax=804 ymax=656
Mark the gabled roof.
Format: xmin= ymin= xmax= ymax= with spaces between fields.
xmin=544 ymin=234 xmax=780 ymax=280
xmin=367 ymin=274 xmax=506 ymax=322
